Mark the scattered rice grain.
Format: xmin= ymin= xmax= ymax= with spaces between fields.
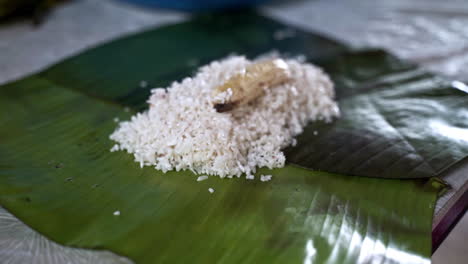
xmin=260 ymin=174 xmax=273 ymax=182
xmin=110 ymin=144 xmax=119 ymax=152
xmin=197 ymin=175 xmax=209 ymax=182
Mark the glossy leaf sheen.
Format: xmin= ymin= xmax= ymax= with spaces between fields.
xmin=286 ymin=51 xmax=468 ymax=178
xmin=0 ymin=12 xmax=458 ymax=264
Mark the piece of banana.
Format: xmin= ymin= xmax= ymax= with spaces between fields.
xmin=212 ymin=59 xmax=291 ymax=112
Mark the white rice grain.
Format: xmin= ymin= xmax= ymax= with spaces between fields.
xmin=197 ymin=175 xmax=209 ymax=182
xmin=260 ymin=174 xmax=273 ymax=182
xmin=110 ymin=144 xmax=119 ymax=152
xmin=110 ymin=55 xmax=339 ymax=179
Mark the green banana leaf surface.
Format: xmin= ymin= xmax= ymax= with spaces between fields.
xmin=37 ymin=12 xmax=468 ymax=179
xmin=0 ymin=11 xmax=466 ymax=264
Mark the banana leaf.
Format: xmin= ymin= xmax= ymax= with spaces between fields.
xmin=37 ymin=12 xmax=468 ymax=179
xmin=0 ymin=11 xmax=464 ymax=264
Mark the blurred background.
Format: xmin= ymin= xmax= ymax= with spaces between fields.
xmin=0 ymin=0 xmax=467 ymax=263
xmin=2 ymin=0 xmax=468 ymax=85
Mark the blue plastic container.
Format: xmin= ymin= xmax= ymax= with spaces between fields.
xmin=122 ymin=0 xmax=271 ymax=11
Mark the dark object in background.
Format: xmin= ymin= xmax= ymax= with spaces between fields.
xmin=0 ymin=0 xmax=67 ymax=25
xmin=122 ymin=0 xmax=271 ymax=11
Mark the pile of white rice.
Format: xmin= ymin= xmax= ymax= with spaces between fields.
xmin=110 ymin=56 xmax=339 ymax=179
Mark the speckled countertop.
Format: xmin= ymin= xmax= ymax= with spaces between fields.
xmin=1 ymin=0 xmax=467 ymax=263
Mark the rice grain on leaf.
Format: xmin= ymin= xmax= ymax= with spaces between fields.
xmin=110 ymin=56 xmax=339 ymax=179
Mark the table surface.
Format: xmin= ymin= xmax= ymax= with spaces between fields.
xmin=1 ymin=0 xmax=467 ymax=263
